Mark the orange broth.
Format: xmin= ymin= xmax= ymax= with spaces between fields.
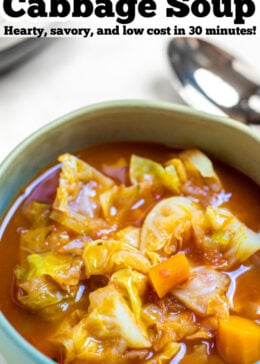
xmin=0 ymin=142 xmax=259 ymax=364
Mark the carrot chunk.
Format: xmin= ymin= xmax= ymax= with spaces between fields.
xmin=217 ymin=315 xmax=260 ymax=364
xmin=148 ymin=252 xmax=191 ymax=298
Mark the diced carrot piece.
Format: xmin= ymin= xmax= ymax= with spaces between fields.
xmin=217 ymin=315 xmax=260 ymax=364
xmin=148 ymin=252 xmax=191 ymax=298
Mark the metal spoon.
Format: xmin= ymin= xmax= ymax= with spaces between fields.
xmin=167 ymin=37 xmax=260 ymax=125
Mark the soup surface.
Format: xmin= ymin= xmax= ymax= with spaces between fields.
xmin=0 ymin=142 xmax=260 ymax=364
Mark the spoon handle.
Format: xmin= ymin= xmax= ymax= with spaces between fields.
xmin=245 ymin=88 xmax=260 ymax=125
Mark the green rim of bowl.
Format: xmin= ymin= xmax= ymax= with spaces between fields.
xmin=1 ymin=99 xmax=259 ymax=176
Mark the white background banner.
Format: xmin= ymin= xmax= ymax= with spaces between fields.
xmin=0 ymin=0 xmax=259 ymax=38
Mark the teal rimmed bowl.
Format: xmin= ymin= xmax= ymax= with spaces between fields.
xmin=0 ymin=100 xmax=259 ymax=364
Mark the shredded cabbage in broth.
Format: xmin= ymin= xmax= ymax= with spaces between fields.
xmin=13 ymin=148 xmax=260 ymax=364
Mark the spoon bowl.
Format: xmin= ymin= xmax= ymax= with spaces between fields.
xmin=167 ymin=38 xmax=260 ymax=125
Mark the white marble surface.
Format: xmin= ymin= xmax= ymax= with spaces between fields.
xmin=0 ymin=36 xmax=259 ymax=162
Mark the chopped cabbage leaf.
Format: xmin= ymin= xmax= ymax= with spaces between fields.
xmin=179 ymin=149 xmax=222 ymax=192
xmin=130 ymin=155 xmax=180 ymax=193
xmin=86 ymin=284 xmax=151 ymax=348
xmin=20 ymin=225 xmax=73 ymax=255
xmin=146 ymin=342 xmax=181 ymax=364
xmin=172 ymin=267 xmax=230 ymax=318
xmin=142 ymin=303 xmax=164 ymax=327
xmin=37 ymin=283 xmax=89 ymax=321
xmin=52 ymin=284 xmax=151 ymax=363
xmin=17 ymin=252 xmax=82 ymax=290
xmin=50 ymin=209 xmax=111 ymax=236
xmin=54 ymin=153 xmax=114 ymax=212
xmin=20 ymin=224 xmax=88 ymax=260
xmin=146 ymin=251 xmax=162 ymax=265
xmin=142 ymin=305 xmax=198 ymax=345
xmin=23 ymin=201 xmax=51 ymax=227
xmin=111 ymin=269 xmax=147 ymax=320
xmin=55 ymin=237 xmax=87 ymax=256
xmin=20 ymin=226 xmax=53 ymax=258
xmin=100 ymin=182 xmax=158 ymax=228
xmin=112 ymin=226 xmax=140 ymax=249
xmin=165 ymin=158 xmax=187 ymax=183
xmin=100 ymin=184 xmax=140 ymax=224
xmin=83 ymin=239 xmax=151 ymax=277
xmin=140 ymin=196 xmax=207 ymax=256
xmin=15 ymin=252 xmax=83 ymax=314
xmin=15 ymin=271 xmax=71 ymax=312
xmin=51 ymin=309 xmax=106 ymax=364
xmin=206 ymin=206 xmax=260 ymax=265
xmin=52 ymin=154 xmax=114 ymax=233
xmin=50 ymin=209 xmax=90 ymax=234
xmin=180 ymin=344 xmax=209 ymax=364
